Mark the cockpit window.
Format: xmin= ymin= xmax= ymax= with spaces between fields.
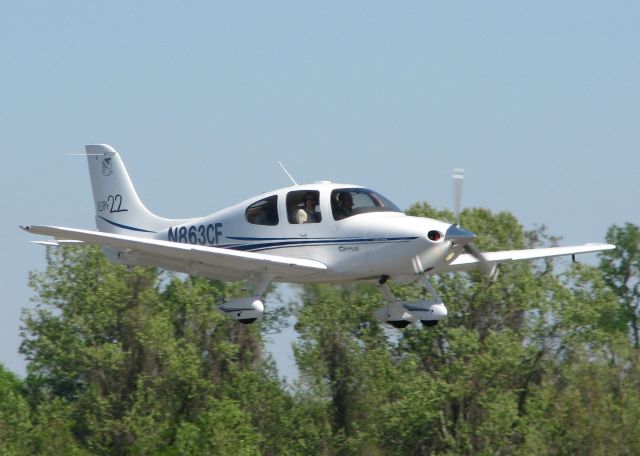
xmin=331 ymin=188 xmax=401 ymax=220
xmin=246 ymin=195 xmax=279 ymax=226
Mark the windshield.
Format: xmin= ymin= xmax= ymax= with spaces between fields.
xmin=331 ymin=188 xmax=401 ymax=220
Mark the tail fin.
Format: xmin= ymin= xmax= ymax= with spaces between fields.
xmin=86 ymin=144 xmax=185 ymax=236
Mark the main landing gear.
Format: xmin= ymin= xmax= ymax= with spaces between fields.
xmin=218 ymin=275 xmax=273 ymax=324
xmin=373 ymin=275 xmax=448 ymax=329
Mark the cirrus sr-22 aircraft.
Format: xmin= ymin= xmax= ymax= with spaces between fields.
xmin=22 ymin=145 xmax=615 ymax=328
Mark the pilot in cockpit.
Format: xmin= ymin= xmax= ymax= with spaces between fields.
xmin=296 ymin=192 xmax=319 ymax=224
xmin=334 ymin=192 xmax=354 ymax=220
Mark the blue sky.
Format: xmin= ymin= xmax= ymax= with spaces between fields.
xmin=2 ymin=1 xmax=639 ymax=376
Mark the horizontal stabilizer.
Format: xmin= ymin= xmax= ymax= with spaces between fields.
xmin=29 ymin=239 xmax=85 ymax=247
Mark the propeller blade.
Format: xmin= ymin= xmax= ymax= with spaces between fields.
xmin=464 ymin=243 xmax=497 ymax=278
xmin=450 ymin=168 xmax=495 ymax=278
xmin=452 ymin=168 xmax=464 ymax=225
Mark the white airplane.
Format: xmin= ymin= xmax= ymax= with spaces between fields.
xmin=22 ymin=145 xmax=615 ymax=328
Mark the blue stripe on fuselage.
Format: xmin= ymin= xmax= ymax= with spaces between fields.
xmin=98 ymin=216 xmax=157 ymax=233
xmin=221 ymin=236 xmax=418 ymax=252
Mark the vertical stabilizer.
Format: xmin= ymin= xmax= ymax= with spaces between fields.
xmin=86 ymin=144 xmax=185 ymax=236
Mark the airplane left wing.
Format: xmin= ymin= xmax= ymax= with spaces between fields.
xmin=436 ymin=243 xmax=615 ymax=274
xmin=21 ymin=225 xmax=327 ymax=282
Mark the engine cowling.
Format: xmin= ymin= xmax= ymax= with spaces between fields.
xmin=218 ymin=297 xmax=265 ymax=324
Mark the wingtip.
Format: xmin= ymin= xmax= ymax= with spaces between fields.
xmin=585 ymin=242 xmax=616 ymax=250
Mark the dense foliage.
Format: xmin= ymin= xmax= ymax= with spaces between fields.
xmin=2 ymin=207 xmax=639 ymax=455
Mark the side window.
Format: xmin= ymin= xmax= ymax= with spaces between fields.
xmin=286 ymin=190 xmax=322 ymax=224
xmin=245 ymin=195 xmax=279 ymax=226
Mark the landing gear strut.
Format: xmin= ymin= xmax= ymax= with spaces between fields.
xmin=417 ymin=275 xmax=447 ymax=327
xmin=218 ymin=274 xmax=273 ymax=324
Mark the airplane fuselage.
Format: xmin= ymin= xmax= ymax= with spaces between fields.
xmin=112 ymin=182 xmax=457 ymax=283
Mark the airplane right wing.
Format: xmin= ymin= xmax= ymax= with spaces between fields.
xmin=435 ymin=243 xmax=615 ymax=274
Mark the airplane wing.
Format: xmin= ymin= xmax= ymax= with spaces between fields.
xmin=437 ymin=243 xmax=615 ymax=274
xmin=21 ymin=225 xmax=327 ymax=282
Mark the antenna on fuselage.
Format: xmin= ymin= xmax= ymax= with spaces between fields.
xmin=278 ymin=161 xmax=298 ymax=186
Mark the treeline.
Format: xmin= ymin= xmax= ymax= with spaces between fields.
xmin=1 ymin=205 xmax=639 ymax=455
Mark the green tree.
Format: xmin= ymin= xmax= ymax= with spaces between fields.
xmin=599 ymin=223 xmax=640 ymax=347
xmin=293 ymin=283 xmax=388 ymax=454
xmin=0 ymin=364 xmax=32 ymax=455
xmin=17 ymin=216 xmax=640 ymax=455
xmin=21 ymin=245 xmax=298 ymax=455
xmin=292 ymin=205 xmax=637 ymax=455
xmin=0 ymin=364 xmax=88 ymax=455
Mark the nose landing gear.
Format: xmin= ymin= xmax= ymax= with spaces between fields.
xmin=373 ymin=275 xmax=448 ymax=329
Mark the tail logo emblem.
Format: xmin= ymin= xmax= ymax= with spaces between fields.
xmin=102 ymin=158 xmax=113 ymax=176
